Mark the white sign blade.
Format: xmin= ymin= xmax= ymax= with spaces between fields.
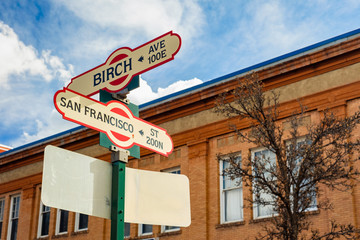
xmin=54 ymin=88 xmax=173 ymax=156
xmin=125 ymin=167 xmax=191 ymax=227
xmin=67 ymin=31 xmax=181 ymax=96
xmin=42 ymin=145 xmax=191 ymax=227
xmin=41 ymin=145 xmax=112 ymax=219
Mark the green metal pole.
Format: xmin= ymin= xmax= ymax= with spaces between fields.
xmin=111 ymin=150 xmax=127 ymax=240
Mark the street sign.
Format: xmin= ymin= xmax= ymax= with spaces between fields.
xmin=51 ymin=31 xmax=185 ymax=239
xmin=42 ymin=145 xmax=191 ymax=226
xmin=67 ymin=31 xmax=181 ymax=96
xmin=54 ymin=88 xmax=173 ymax=156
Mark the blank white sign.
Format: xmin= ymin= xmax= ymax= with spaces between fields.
xmin=42 ymin=145 xmax=191 ymax=227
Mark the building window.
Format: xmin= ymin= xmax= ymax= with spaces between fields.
xmin=161 ymin=167 xmax=181 ymax=232
xmin=252 ymin=148 xmax=277 ymax=219
xmin=0 ymin=198 xmax=5 ymax=239
xmin=37 ymin=202 xmax=50 ymax=237
xmin=220 ymin=155 xmax=243 ymax=223
xmin=163 ymin=225 xmax=179 ymax=233
xmin=56 ymin=209 xmax=68 ymax=235
xmin=138 ymin=224 xmax=152 ymax=236
xmin=124 ymin=222 xmax=130 ymax=238
xmin=74 ymin=213 xmax=88 ymax=232
xmin=7 ymin=195 xmax=20 ymax=240
xmin=289 ymin=139 xmax=317 ymax=212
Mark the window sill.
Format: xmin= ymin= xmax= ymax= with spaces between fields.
xmin=216 ymin=221 xmax=245 ymax=229
xmin=52 ymin=233 xmax=69 ymax=239
xmin=250 ymin=209 xmax=319 ymax=224
xmin=35 ymin=236 xmax=49 ymax=240
xmin=304 ymin=209 xmax=319 ymax=215
xmin=130 ymin=234 xmax=155 ymax=240
xmin=158 ymin=229 xmax=182 ymax=237
xmin=250 ymin=216 xmax=274 ymax=224
xmin=71 ymin=229 xmax=89 ymax=236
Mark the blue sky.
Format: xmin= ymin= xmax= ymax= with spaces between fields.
xmin=1 ymin=0 xmax=360 ymax=149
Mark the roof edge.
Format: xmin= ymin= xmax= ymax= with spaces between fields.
xmin=139 ymin=28 xmax=360 ymax=110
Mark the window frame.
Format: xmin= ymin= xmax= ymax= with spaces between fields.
xmin=287 ymin=137 xmax=317 ymax=212
xmin=55 ymin=209 xmax=69 ymax=235
xmin=251 ymin=147 xmax=277 ymax=219
xmin=219 ymin=154 xmax=243 ymax=224
xmin=138 ymin=224 xmax=153 ymax=237
xmin=0 ymin=198 xmax=5 ymax=240
xmin=74 ymin=213 xmax=88 ymax=232
xmin=124 ymin=222 xmax=130 ymax=238
xmin=7 ymin=194 xmax=20 ymax=240
xmin=37 ymin=202 xmax=51 ymax=238
xmin=161 ymin=167 xmax=181 ymax=233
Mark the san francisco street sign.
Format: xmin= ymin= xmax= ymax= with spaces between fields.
xmin=54 ymin=88 xmax=173 ymax=156
xmin=67 ymin=31 xmax=181 ymax=96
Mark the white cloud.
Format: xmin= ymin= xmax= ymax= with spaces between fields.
xmin=56 ymin=0 xmax=204 ymax=44
xmin=42 ymin=50 xmax=74 ymax=84
xmin=156 ymin=78 xmax=203 ymax=97
xmin=0 ymin=22 xmax=50 ymax=87
xmin=0 ymin=21 xmax=74 ymax=87
xmin=128 ymin=76 xmax=203 ymax=105
xmin=128 ymin=78 xmax=158 ymax=104
xmin=244 ymin=1 xmax=305 ymax=51
xmin=17 ymin=110 xmax=77 ymax=147
xmin=0 ymin=22 xmax=75 ymax=147
xmin=217 ymin=0 xmax=325 ymax=71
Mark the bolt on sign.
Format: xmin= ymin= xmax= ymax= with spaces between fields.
xmin=67 ymin=31 xmax=181 ymax=96
xmin=54 ymin=88 xmax=173 ymax=156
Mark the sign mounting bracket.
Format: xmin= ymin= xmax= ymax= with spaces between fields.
xmin=110 ymin=146 xmax=129 ymax=163
xmin=111 ymin=89 xmax=130 ymax=104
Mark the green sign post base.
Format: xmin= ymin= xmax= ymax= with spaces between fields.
xmin=111 ymin=149 xmax=128 ymax=240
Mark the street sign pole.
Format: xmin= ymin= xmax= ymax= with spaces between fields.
xmin=51 ymin=31 xmax=185 ymax=240
xmin=110 ymin=147 xmax=129 ymax=240
xmin=103 ymin=82 xmax=134 ymax=240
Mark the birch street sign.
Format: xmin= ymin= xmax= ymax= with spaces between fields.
xmin=54 ymin=88 xmax=173 ymax=156
xmin=67 ymin=31 xmax=181 ymax=97
xmin=42 ymin=145 xmax=191 ymax=226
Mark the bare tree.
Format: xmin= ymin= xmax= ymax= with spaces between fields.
xmin=215 ymin=73 xmax=360 ymax=240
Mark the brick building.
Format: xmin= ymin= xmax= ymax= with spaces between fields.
xmin=1 ymin=29 xmax=360 ymax=239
